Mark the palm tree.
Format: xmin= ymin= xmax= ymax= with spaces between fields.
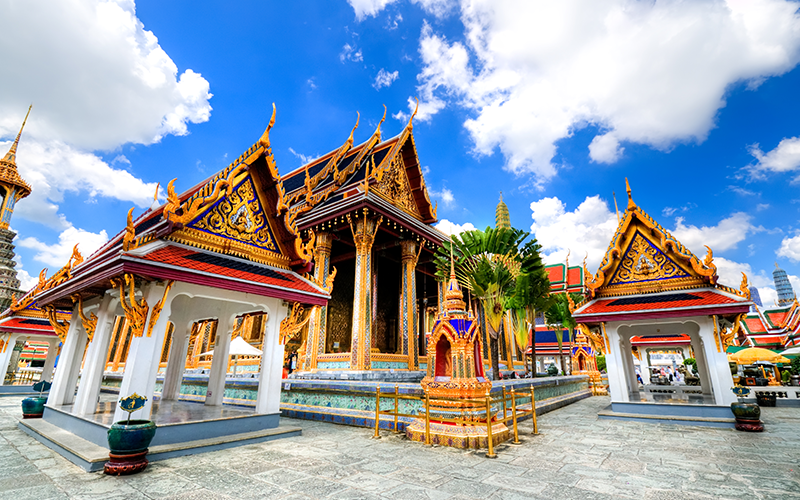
xmin=435 ymin=227 xmax=548 ymax=380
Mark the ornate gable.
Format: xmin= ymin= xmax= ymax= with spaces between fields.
xmin=188 ymin=176 xmax=281 ymax=255
xmin=584 ymin=180 xmax=730 ymax=298
xmin=371 ymin=149 xmax=421 ymax=218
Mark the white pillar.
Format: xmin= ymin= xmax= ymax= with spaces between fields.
xmin=604 ymin=323 xmax=629 ymax=402
xmin=255 ymin=302 xmax=288 ymax=414
xmin=640 ymin=348 xmax=651 ymax=384
xmin=697 ymin=318 xmax=737 ymax=405
xmin=0 ymin=334 xmax=21 ymax=385
xmin=40 ymin=338 xmax=60 ymax=383
xmin=73 ymin=295 xmax=116 ymax=416
xmin=162 ymin=321 xmax=190 ymax=401
xmin=205 ymin=314 xmax=234 ymax=406
xmin=47 ymin=306 xmax=88 ymax=406
xmin=620 ymin=335 xmax=639 ymax=397
xmin=113 ymin=282 xmax=173 ymax=422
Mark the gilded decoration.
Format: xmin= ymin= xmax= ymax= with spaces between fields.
xmin=739 ymin=273 xmax=751 ymax=300
xmin=70 ymin=294 xmax=98 ymax=342
xmin=609 ymin=232 xmax=690 ymax=286
xmin=189 ymin=177 xmax=280 ymax=254
xmin=348 ymin=213 xmax=382 ymax=370
xmin=371 ymin=153 xmax=420 ymax=217
xmin=122 ymin=208 xmax=136 ymax=251
xmin=584 ymin=179 xmax=718 ymax=298
xmin=145 ymin=281 xmax=174 ymax=338
xmin=44 ymin=305 xmax=69 ymax=342
xmin=280 ymin=302 xmax=314 ymax=345
xmin=111 ymin=274 xmax=149 ymax=338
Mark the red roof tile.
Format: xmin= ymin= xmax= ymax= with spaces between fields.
xmin=745 ymin=317 xmax=767 ymax=334
xmin=577 ymin=290 xmax=740 ymax=316
xmin=0 ymin=318 xmax=56 ymax=332
xmin=566 ymin=267 xmax=582 ymax=287
xmin=766 ymin=311 xmax=788 ymax=327
xmin=546 ymin=265 xmax=564 ymax=284
xmin=139 ymin=246 xmax=319 ymax=294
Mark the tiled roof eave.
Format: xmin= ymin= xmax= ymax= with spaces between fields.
xmin=574 ymin=302 xmax=751 ymax=324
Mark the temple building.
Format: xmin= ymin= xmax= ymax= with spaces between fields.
xmin=0 ymin=107 xmax=66 ymax=390
xmin=573 ymin=180 xmax=750 ymax=420
xmin=773 ymin=262 xmax=796 ymax=306
xmin=0 ymin=106 xmax=33 ymax=309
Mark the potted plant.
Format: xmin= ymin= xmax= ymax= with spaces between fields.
xmin=104 ymin=393 xmax=157 ymax=475
xmin=791 ymin=358 xmax=800 ymax=387
xmin=730 ymin=386 xmax=763 ymax=432
xmin=21 ymin=381 xmax=51 ymax=419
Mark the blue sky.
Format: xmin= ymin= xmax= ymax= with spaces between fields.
xmin=3 ymin=0 xmax=800 ymax=306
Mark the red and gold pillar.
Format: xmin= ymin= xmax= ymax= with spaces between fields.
xmin=400 ymin=240 xmax=419 ymax=370
xmin=348 ymin=213 xmax=381 ymax=371
xmin=303 ymin=231 xmax=333 ymax=371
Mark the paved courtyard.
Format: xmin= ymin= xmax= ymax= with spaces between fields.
xmin=0 ymin=395 xmax=798 ymax=500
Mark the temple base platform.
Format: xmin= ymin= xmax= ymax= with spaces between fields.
xmin=405 ymin=419 xmax=509 ymax=449
xmin=18 ymin=398 xmax=300 ymax=472
xmin=598 ymin=400 xmax=736 ymax=428
xmin=289 ymin=370 xmax=426 ymax=382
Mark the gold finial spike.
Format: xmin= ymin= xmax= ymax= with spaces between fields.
xmin=449 ymin=234 xmax=455 ymax=279
xmin=3 ymin=104 xmax=32 ymax=163
xmin=565 ymin=249 xmax=570 ymax=269
xmin=499 ymin=191 xmax=503 ymax=202
xmin=350 ymin=111 xmax=360 ymax=142
xmin=406 ymin=97 xmax=419 ymax=131
xmin=153 ymin=182 xmax=160 ymax=202
xmin=374 ymin=104 xmax=387 ymax=142
xmin=258 ymin=103 xmax=277 ymax=148
xmin=612 ymin=191 xmax=620 ymax=224
xmin=625 ymin=178 xmax=636 ymax=210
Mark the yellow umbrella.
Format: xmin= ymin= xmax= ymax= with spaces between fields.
xmin=729 ymin=347 xmax=790 ymax=364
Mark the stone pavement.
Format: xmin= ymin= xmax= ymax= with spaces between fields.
xmin=1 ymin=395 xmax=798 ymax=500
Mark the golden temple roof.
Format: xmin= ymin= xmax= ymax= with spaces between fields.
xmin=0 ymin=105 xmax=33 ymax=200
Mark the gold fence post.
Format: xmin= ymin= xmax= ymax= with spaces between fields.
xmin=485 ymin=390 xmax=497 ymax=459
xmin=510 ymin=387 xmax=520 ymax=445
xmin=424 ymin=393 xmax=431 ymax=446
xmin=530 ymin=384 xmax=539 ymax=435
xmin=373 ymin=386 xmax=381 ymax=439
xmin=393 ymin=384 xmax=400 ymax=434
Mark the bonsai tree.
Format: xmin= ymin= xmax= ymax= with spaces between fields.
xmin=791 ymin=357 xmax=800 ymax=376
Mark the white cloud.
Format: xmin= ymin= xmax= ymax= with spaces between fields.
xmin=748 ymin=136 xmax=800 ymax=177
xmin=348 ymin=0 xmax=398 ymax=19
xmin=588 ymin=133 xmax=624 ymax=164
xmin=0 ymin=0 xmax=210 ymax=228
xmin=428 ymin=187 xmax=455 ymax=208
xmin=12 ymin=255 xmax=37 ymax=292
xmin=778 ymin=233 xmax=800 ymax=262
xmin=19 ymin=226 xmax=109 ymax=269
xmin=373 ymin=69 xmax=399 ymax=90
xmin=435 ymin=219 xmax=476 ymax=236
xmin=530 ymin=195 xmax=618 ymax=270
xmin=3 ymin=139 xmax=158 ymax=230
xmin=671 ymin=212 xmax=760 ymax=256
xmin=288 ymin=148 xmax=318 ymax=166
xmin=397 ymin=0 xmax=800 ymax=181
xmin=711 ymin=256 xmax=795 ymax=308
xmin=340 ymin=43 xmax=364 ymax=63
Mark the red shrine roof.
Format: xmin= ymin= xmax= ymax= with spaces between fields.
xmin=737 ymin=301 xmax=800 ymax=349
xmin=133 ymin=244 xmax=322 ymax=296
xmin=574 ymin=289 xmax=749 ymax=323
xmin=0 ymin=317 xmax=58 ymax=336
xmin=545 ymin=263 xmax=584 ymax=293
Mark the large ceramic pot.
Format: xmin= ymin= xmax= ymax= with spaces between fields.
xmin=791 ymin=374 xmax=800 ymax=387
xmin=104 ymin=420 xmax=157 ymax=476
xmin=107 ymin=420 xmax=157 ymax=454
xmin=731 ymin=402 xmax=760 ymax=420
xmin=21 ymin=397 xmax=47 ymax=419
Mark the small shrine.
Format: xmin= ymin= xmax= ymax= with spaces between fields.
xmin=405 ymin=260 xmax=508 ymax=448
xmin=573 ymin=180 xmax=751 ymax=423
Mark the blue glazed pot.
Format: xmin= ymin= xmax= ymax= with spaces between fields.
xmin=731 ymin=402 xmax=760 ymax=419
xmin=107 ymin=420 xmax=157 ymax=454
xmin=21 ymin=397 xmax=47 ymax=418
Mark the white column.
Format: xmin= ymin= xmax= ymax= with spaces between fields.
xmin=40 ymin=338 xmax=60 ymax=383
xmin=0 ymin=334 xmax=20 ymax=385
xmin=205 ymin=314 xmax=234 ymax=406
xmin=697 ymin=318 xmax=737 ymax=405
xmin=640 ymin=348 xmax=651 ymax=384
xmin=255 ymin=302 xmax=288 ymax=414
xmin=162 ymin=321 xmax=190 ymax=401
xmin=73 ymin=295 xmax=116 ymax=416
xmin=603 ymin=323 xmax=629 ymax=402
xmin=47 ymin=306 xmax=88 ymax=406
xmin=113 ymin=282 xmax=173 ymax=422
xmin=620 ymin=335 xmax=639 ymax=397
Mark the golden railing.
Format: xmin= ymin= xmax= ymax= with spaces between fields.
xmin=371 ymin=384 xmax=540 ymax=459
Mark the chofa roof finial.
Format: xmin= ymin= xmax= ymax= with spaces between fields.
xmin=625 ymin=177 xmax=636 ymax=210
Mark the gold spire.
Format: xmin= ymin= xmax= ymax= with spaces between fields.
xmin=3 ymin=105 xmax=31 ymax=164
xmin=612 ymin=191 xmax=620 ymax=224
xmin=495 ymin=192 xmax=511 ymax=229
xmin=625 ymin=178 xmax=636 ymax=210
xmin=405 ymin=97 xmax=419 ymax=132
